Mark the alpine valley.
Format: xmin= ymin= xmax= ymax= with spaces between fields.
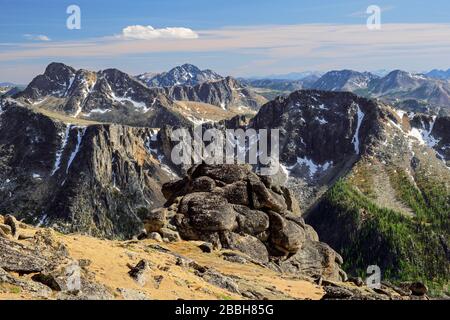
xmin=0 ymin=62 xmax=448 ymax=300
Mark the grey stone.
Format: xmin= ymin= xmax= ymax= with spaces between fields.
xmin=128 ymin=260 xmax=151 ymax=286
xmin=160 ymin=228 xmax=181 ymax=242
xmin=148 ymin=232 xmax=163 ymax=242
xmin=199 ymin=242 xmax=214 ymax=253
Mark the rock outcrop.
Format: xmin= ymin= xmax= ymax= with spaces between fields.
xmin=0 ymin=215 xmax=113 ymax=300
xmin=161 ymin=76 xmax=267 ymax=111
xmin=141 ymin=163 xmax=346 ymax=282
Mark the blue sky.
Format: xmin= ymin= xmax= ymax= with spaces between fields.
xmin=1 ymin=0 xmax=450 ymax=83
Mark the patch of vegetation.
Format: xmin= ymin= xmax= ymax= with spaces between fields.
xmin=353 ymin=88 xmax=371 ymax=98
xmin=308 ymin=178 xmax=449 ymax=295
xmin=9 ymin=286 xmax=21 ymax=294
xmin=388 ymin=167 xmax=449 ymax=231
xmin=348 ymin=160 xmax=376 ymax=199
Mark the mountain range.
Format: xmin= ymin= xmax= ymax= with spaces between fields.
xmin=0 ymin=62 xmax=449 ymax=297
xmin=10 ymin=63 xmax=268 ymax=128
xmin=243 ymin=69 xmax=450 ymax=116
xmin=426 ymin=69 xmax=450 ymax=80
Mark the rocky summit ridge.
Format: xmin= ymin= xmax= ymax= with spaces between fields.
xmin=142 ymin=163 xmax=346 ymax=282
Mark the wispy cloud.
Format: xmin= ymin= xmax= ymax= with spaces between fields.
xmin=348 ymin=5 xmax=396 ymax=18
xmin=117 ymin=25 xmax=199 ymax=40
xmin=23 ymin=34 xmax=51 ymax=41
xmin=3 ymin=23 xmax=450 ymax=80
xmin=5 ymin=23 xmax=449 ymax=62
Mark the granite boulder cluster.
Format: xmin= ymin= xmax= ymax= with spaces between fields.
xmin=141 ymin=163 xmax=347 ymax=282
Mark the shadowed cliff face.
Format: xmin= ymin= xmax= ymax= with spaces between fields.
xmin=0 ymin=105 xmax=175 ymax=239
xmin=250 ymin=90 xmax=385 ymax=166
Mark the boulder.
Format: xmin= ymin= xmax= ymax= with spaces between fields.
xmin=220 ymin=232 xmax=269 ymax=263
xmin=0 ymin=237 xmax=48 ymax=273
xmin=234 ymin=205 xmax=269 ymax=235
xmin=277 ymin=240 xmax=346 ymax=282
xmin=409 ymin=282 xmax=428 ymax=296
xmin=31 ymin=261 xmax=82 ymax=293
xmin=148 ymin=232 xmax=163 ymax=242
xmin=128 ymin=260 xmax=151 ymax=286
xmin=161 ymin=177 xmax=190 ymax=202
xmin=198 ymin=242 xmax=214 ymax=253
xmin=191 ymin=176 xmax=216 ymax=193
xmin=0 ymin=267 xmax=52 ymax=299
xmin=248 ymin=175 xmax=287 ymax=213
xmin=268 ymin=211 xmax=305 ymax=254
xmin=160 ymin=228 xmax=181 ymax=242
xmin=197 ymin=268 xmax=240 ymax=295
xmin=192 ymin=164 xmax=252 ymax=184
xmin=142 ymin=208 xmax=167 ymax=233
xmin=219 ymin=181 xmax=250 ymax=206
xmin=179 ymin=193 xmax=237 ymax=232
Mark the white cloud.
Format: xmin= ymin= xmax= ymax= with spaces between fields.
xmin=118 ymin=25 xmax=199 ymax=40
xmin=23 ymin=34 xmax=51 ymax=41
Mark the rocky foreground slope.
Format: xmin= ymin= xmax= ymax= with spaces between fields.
xmin=0 ymin=214 xmax=430 ymax=300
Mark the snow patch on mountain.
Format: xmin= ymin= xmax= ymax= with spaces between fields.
xmin=111 ymin=91 xmax=150 ymax=113
xmin=51 ymin=124 xmax=71 ymax=176
xmin=283 ymin=156 xmax=334 ymax=178
xmin=315 ymin=116 xmax=328 ymax=125
xmin=85 ymin=108 xmax=112 ymax=117
xmin=66 ymin=127 xmax=87 ymax=173
xmin=352 ymin=105 xmax=365 ymax=154
xmin=408 ymin=116 xmax=439 ymax=148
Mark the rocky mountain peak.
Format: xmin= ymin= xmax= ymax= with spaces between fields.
xmin=426 ymin=68 xmax=450 ymax=80
xmin=139 ymin=63 xmax=223 ymax=88
xmin=18 ymin=62 xmax=76 ymax=100
xmin=312 ymin=70 xmax=378 ymax=92
xmin=251 ymin=90 xmax=383 ymax=172
xmin=12 ymin=63 xmax=194 ymax=128
xmin=162 ymin=75 xmax=268 ymax=111
xmin=44 ymin=62 xmax=76 ymax=78
xmin=371 ymin=70 xmax=425 ymax=94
